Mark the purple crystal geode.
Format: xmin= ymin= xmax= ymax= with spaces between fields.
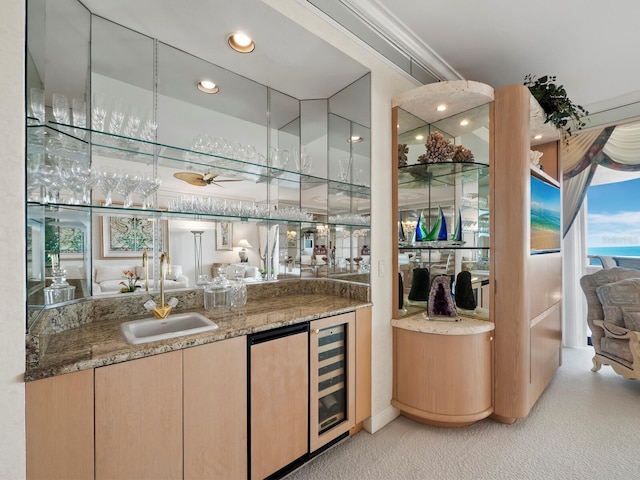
xmin=428 ymin=275 xmax=457 ymax=318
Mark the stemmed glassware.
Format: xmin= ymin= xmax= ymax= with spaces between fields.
xmin=91 ymin=93 xmax=108 ymax=132
xmin=136 ymin=173 xmax=162 ymax=209
xmin=97 ymin=167 xmax=121 ymax=206
xmin=30 ymin=88 xmax=45 ymax=125
xmin=108 ymin=98 xmax=125 ymax=135
xmin=115 ymin=171 xmax=141 ymax=208
xmin=52 ymin=94 xmax=70 ymax=125
xmin=72 ymin=98 xmax=87 ymax=139
xmin=39 ymin=164 xmax=65 ymax=204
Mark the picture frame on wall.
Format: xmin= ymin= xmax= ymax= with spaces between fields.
xmin=100 ymin=215 xmax=169 ymax=258
xmin=216 ymin=222 xmax=233 ymax=250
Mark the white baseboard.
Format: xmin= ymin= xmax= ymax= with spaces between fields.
xmin=363 ymin=404 xmax=400 ymax=434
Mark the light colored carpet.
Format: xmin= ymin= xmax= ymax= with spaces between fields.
xmin=287 ymin=347 xmax=640 ymax=479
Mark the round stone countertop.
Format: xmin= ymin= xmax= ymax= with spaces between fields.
xmin=392 ymin=313 xmax=494 ymax=335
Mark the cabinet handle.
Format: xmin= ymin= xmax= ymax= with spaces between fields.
xmin=312 ymin=329 xmax=320 ymax=334
xmin=489 ymin=336 xmax=494 ymax=341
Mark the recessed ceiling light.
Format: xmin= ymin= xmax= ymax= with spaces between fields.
xmin=415 ymin=134 xmax=424 ymax=140
xmin=197 ymin=80 xmax=219 ymax=94
xmin=459 ymin=119 xmax=469 ymax=126
xmin=534 ymin=134 xmax=543 ymax=140
xmin=436 ymin=104 xmax=447 ymax=112
xmin=348 ymin=135 xmax=364 ymax=143
xmin=228 ymin=32 xmax=255 ymax=53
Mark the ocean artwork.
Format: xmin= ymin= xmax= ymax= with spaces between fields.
xmin=530 ymin=176 xmax=561 ymax=253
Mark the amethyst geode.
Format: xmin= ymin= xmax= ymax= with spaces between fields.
xmin=428 ymin=275 xmax=457 ymax=318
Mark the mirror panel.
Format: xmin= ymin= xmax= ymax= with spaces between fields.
xmin=26 ymin=2 xmax=371 ymax=320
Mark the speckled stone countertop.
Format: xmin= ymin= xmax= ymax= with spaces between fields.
xmin=26 ymin=279 xmax=370 ymax=382
xmin=391 ymin=309 xmax=493 ymax=335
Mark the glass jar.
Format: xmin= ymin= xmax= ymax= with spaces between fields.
xmin=229 ymin=264 xmax=247 ymax=307
xmin=204 ymin=271 xmax=230 ymax=311
xmin=44 ymin=267 xmax=76 ymax=304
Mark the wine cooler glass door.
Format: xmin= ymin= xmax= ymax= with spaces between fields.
xmin=310 ymin=313 xmax=355 ymax=452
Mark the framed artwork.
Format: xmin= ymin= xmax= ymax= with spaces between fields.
xmin=101 ymin=215 xmax=169 ymax=258
xmin=216 ymin=222 xmax=233 ymax=250
xmin=59 ymin=226 xmax=85 ymax=259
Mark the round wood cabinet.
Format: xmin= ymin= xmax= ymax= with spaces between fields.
xmin=392 ymin=317 xmax=494 ymax=427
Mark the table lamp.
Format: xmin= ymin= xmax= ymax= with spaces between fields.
xmin=237 ymin=239 xmax=252 ymax=262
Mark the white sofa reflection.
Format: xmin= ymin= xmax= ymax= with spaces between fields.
xmin=92 ymin=264 xmax=189 ymax=294
xmin=210 ymin=263 xmax=263 ymax=282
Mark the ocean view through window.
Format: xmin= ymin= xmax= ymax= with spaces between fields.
xmin=587 ymin=177 xmax=640 ymax=265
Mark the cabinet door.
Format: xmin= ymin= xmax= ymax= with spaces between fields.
xmin=95 ymin=351 xmax=182 ymax=480
xmin=184 ymin=337 xmax=247 ymax=480
xmin=310 ymin=312 xmax=356 ymax=452
xmin=250 ymin=328 xmax=308 ymax=480
xmin=355 ymin=307 xmax=372 ymax=425
xmin=26 ymin=369 xmax=94 ymax=480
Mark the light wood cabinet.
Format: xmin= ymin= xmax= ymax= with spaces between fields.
xmin=392 ymin=325 xmax=493 ymax=427
xmin=26 ymin=369 xmax=94 ymax=480
xmin=183 ymin=337 xmax=247 ymax=480
xmin=355 ymin=307 xmax=372 ymax=426
xmin=249 ymin=325 xmax=309 ymax=480
xmin=392 ymin=80 xmax=563 ymax=425
xmin=95 ymin=351 xmax=183 ymax=480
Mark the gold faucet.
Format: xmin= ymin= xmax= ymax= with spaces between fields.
xmin=152 ymin=252 xmax=172 ymax=319
xmin=142 ymin=249 xmax=149 ymax=292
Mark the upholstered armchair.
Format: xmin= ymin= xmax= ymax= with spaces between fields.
xmin=580 ymin=267 xmax=640 ymax=380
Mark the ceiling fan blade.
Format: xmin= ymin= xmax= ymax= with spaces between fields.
xmin=173 ymin=172 xmax=207 ymax=186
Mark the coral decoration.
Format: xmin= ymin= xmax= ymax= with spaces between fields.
xmin=418 ymin=132 xmax=455 ymax=163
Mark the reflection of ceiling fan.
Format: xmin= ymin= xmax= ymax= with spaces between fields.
xmin=173 ymin=172 xmax=242 ymax=187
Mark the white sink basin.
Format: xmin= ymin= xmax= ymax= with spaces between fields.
xmin=120 ymin=312 xmax=218 ymax=345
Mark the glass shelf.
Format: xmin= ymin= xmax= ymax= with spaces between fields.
xmin=30 ymin=122 xmax=372 ymax=190
xmin=398 ymin=162 xmax=489 ymax=188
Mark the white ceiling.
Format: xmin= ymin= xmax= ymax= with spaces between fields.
xmin=81 ymin=0 xmax=640 ymax=118
xmin=81 ymin=0 xmax=368 ymax=100
xmin=344 ymin=0 xmax=640 ymax=116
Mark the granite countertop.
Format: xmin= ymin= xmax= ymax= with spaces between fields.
xmin=26 ymin=294 xmax=370 ymax=381
xmin=391 ymin=310 xmax=494 ymax=335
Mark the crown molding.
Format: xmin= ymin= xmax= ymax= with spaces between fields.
xmin=341 ymin=0 xmax=464 ymax=82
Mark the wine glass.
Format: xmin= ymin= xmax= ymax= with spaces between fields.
xmin=108 ymin=98 xmax=125 ymax=135
xmin=30 ymin=88 xmax=45 ymax=125
xmin=97 ymin=167 xmax=121 ymax=206
xmin=91 ymin=93 xmax=109 ymax=132
xmin=123 ymin=106 xmax=141 ymax=139
xmin=136 ymin=173 xmax=162 ymax=209
xmin=72 ymin=98 xmax=87 ymax=139
xmin=52 ymin=93 xmax=70 ymax=125
xmin=115 ymin=170 xmax=141 ymax=208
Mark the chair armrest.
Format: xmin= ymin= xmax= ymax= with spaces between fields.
xmin=602 ymin=322 xmax=632 ymax=340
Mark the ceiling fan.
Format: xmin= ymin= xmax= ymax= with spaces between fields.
xmin=173 ymin=171 xmax=242 ymax=187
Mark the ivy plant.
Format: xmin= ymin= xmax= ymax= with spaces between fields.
xmin=524 ymin=74 xmax=589 ymax=143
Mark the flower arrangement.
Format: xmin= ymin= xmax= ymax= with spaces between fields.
xmin=452 ymin=145 xmax=474 ymax=163
xmin=120 ymin=270 xmax=141 ymax=293
xmin=398 ymin=143 xmax=408 ymax=167
xmin=524 ymin=74 xmax=589 ymax=144
xmin=418 ymin=132 xmax=456 ymax=163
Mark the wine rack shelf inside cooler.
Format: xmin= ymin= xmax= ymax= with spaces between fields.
xmin=317 ymin=324 xmax=347 ymax=433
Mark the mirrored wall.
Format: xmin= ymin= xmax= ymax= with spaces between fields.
xmin=25 ymin=0 xmax=371 ymax=325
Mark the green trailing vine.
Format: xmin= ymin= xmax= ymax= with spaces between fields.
xmin=524 ymin=74 xmax=589 ymax=143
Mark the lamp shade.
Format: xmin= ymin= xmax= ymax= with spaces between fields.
xmin=237 ymin=239 xmax=252 ymax=249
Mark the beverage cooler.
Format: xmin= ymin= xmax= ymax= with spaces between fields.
xmin=310 ymin=313 xmax=356 ymax=452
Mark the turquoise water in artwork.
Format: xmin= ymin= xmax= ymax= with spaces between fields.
xmin=588 ymin=246 xmax=640 ymax=257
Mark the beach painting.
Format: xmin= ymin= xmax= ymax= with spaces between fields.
xmin=530 ymin=176 xmax=561 ymax=254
